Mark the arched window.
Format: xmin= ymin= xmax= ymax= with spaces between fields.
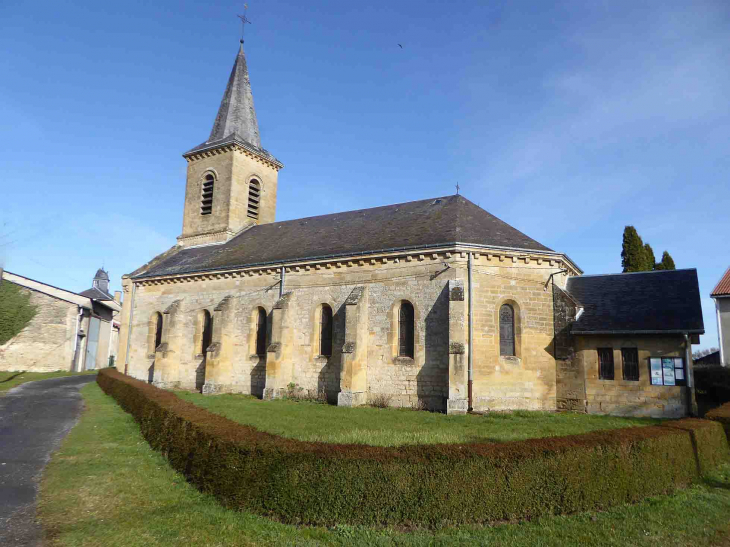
xmin=319 ymin=304 xmax=333 ymax=356
xmin=201 ymin=310 xmax=213 ymax=354
xmin=398 ymin=301 xmax=415 ymax=358
xmin=499 ymin=304 xmax=515 ymax=356
xmin=201 ymin=173 xmax=214 ymax=215
xmin=255 ymin=307 xmax=267 ymax=356
xmin=148 ymin=312 xmax=163 ymax=355
xmin=247 ymin=179 xmax=261 ymax=219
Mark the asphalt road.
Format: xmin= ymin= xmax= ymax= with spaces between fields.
xmin=0 ymin=374 xmax=96 ymax=546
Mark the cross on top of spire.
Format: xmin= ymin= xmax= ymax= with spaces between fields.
xmin=237 ymin=4 xmax=251 ymax=43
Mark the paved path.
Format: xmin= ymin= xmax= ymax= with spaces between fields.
xmin=0 ymin=375 xmax=96 ymax=546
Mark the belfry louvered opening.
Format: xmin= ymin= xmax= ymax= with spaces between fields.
xmin=247 ymin=179 xmax=261 ymax=219
xmin=200 ymin=173 xmax=215 ymax=215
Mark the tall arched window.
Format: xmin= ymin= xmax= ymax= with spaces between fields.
xmin=255 ymin=307 xmax=267 ymax=356
xmin=201 ymin=310 xmax=213 ymax=354
xmin=148 ymin=312 xmax=163 ymax=355
xmin=398 ymin=301 xmax=415 ymax=358
xmin=499 ymin=304 xmax=515 ymax=356
xmin=247 ymin=179 xmax=261 ymax=219
xmin=319 ymin=304 xmax=333 ymax=356
xmin=201 ymin=173 xmax=214 ymax=215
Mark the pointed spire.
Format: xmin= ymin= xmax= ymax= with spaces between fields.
xmin=208 ymin=41 xmax=261 ymax=149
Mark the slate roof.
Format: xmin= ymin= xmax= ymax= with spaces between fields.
xmin=135 ymin=195 xmax=559 ymax=279
xmin=185 ymin=43 xmax=280 ymax=166
xmin=79 ymin=286 xmax=114 ymax=301
xmin=711 ymin=267 xmax=730 ymax=297
xmin=694 ymin=351 xmax=721 ymax=366
xmin=566 ymin=269 xmax=704 ymax=334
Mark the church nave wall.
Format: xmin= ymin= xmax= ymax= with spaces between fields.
xmin=122 ymin=256 xmax=570 ymax=412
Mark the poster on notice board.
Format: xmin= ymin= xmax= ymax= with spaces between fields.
xmin=650 ymin=358 xmax=663 ymax=386
xmin=662 ymin=358 xmax=675 ymax=386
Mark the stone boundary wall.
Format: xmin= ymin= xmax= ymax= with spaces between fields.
xmin=0 ymin=285 xmax=77 ymax=372
xmin=98 ymin=368 xmax=729 ymax=528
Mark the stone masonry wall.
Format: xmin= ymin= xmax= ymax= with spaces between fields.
xmin=469 ymin=256 xmax=567 ymax=411
xmin=0 ymin=284 xmax=78 ymax=372
xmin=122 ymin=253 xmax=570 ymax=412
xmin=575 ymin=334 xmax=691 ymax=418
xmin=552 ymin=285 xmax=585 ymax=411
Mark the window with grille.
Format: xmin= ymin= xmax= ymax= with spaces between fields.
xmin=598 ymin=348 xmax=614 ymax=380
xmin=622 ymin=348 xmax=639 ymax=381
xmin=320 ymin=305 xmax=333 ymax=356
xmin=255 ymin=308 xmax=267 ymax=356
xmin=398 ymin=301 xmax=415 ymax=358
xmin=499 ymin=304 xmax=515 ymax=357
xmin=247 ymin=179 xmax=261 ymax=219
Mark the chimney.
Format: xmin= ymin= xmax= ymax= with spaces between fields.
xmin=114 ymin=291 xmax=122 ymax=304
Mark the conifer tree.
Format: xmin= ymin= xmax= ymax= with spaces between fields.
xmin=643 ymin=244 xmax=656 ymax=271
xmin=621 ymin=226 xmax=647 ymax=272
xmin=656 ymin=251 xmax=676 ymax=271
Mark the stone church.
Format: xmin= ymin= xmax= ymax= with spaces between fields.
xmin=117 ymin=41 xmax=704 ymax=417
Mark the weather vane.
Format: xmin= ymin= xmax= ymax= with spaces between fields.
xmin=238 ymin=4 xmax=251 ymax=43
xmin=456 ymin=182 xmax=460 ymax=195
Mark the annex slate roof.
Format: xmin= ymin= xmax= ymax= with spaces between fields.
xmin=711 ymin=267 xmax=730 ymax=297
xmin=185 ymin=42 xmax=280 ymax=166
xmin=566 ymin=269 xmax=704 ymax=334
xmin=135 ymin=195 xmax=556 ymax=279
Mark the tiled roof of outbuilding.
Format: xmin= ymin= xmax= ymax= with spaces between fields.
xmin=711 ymin=267 xmax=730 ymax=297
xmin=79 ymin=286 xmax=114 ymax=301
xmin=135 ymin=195 xmax=559 ymax=279
xmin=566 ymin=269 xmax=704 ymax=334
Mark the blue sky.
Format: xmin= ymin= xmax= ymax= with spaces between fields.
xmin=1 ymin=0 xmax=728 ymax=350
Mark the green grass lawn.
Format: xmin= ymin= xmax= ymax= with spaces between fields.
xmin=0 ymin=369 xmax=97 ymax=394
xmin=175 ymin=391 xmax=662 ymax=446
xmin=38 ymin=382 xmax=730 ymax=547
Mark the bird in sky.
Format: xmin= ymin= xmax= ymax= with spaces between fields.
xmin=398 ymin=43 xmax=403 ymax=48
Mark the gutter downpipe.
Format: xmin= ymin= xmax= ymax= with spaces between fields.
xmin=279 ymin=266 xmax=285 ymax=298
xmin=72 ymin=307 xmax=84 ymax=371
xmin=717 ymin=299 xmax=726 ymax=367
xmin=468 ymin=252 xmax=474 ymax=412
xmin=124 ymin=282 xmax=137 ymax=376
xmin=684 ymin=333 xmax=696 ymax=416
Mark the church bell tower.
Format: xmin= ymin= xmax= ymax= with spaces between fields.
xmin=178 ymin=40 xmax=283 ymax=247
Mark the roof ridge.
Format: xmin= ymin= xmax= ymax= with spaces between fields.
xmin=238 ymin=195 xmax=461 ymax=232
xmin=571 ymin=268 xmax=697 ymax=280
xmin=3 ymin=270 xmax=83 ymax=297
xmin=710 ymin=265 xmax=730 ymax=296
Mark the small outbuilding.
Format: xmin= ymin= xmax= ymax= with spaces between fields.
xmin=555 ymin=269 xmax=704 ymax=417
xmin=0 ymin=269 xmax=122 ymax=372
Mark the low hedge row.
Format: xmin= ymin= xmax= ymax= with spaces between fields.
xmin=706 ymin=402 xmax=730 ymax=444
xmin=97 ymin=368 xmax=729 ymax=527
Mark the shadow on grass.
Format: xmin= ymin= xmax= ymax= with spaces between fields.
xmin=0 ymin=372 xmax=24 ymax=383
xmin=704 ymin=477 xmax=730 ymax=491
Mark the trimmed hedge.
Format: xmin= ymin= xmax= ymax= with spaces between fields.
xmin=706 ymin=402 xmax=730 ymax=444
xmin=97 ymin=369 xmax=729 ymax=527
